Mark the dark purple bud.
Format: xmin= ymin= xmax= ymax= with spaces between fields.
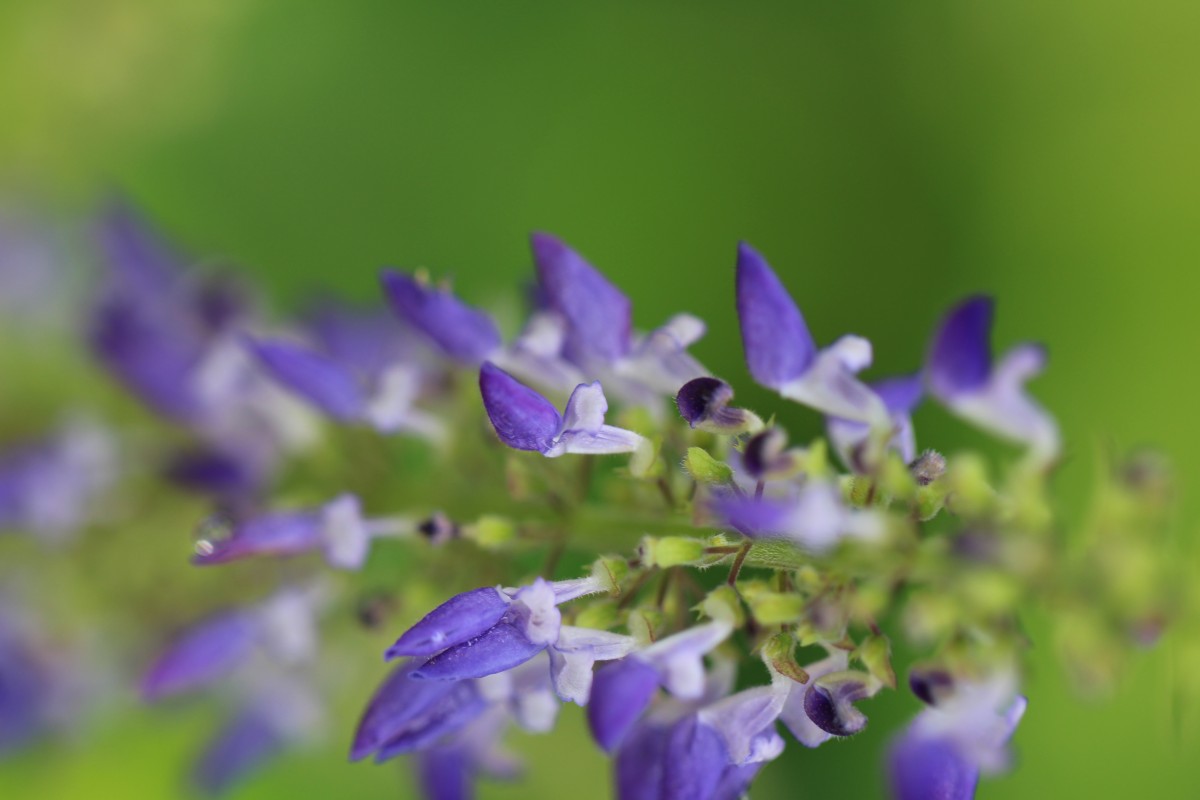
xmin=374 ymin=681 xmax=486 ymax=761
xmin=247 ymin=338 xmax=366 ymax=421
xmin=676 ymin=377 xmax=755 ymax=434
xmin=926 ymin=296 xmax=994 ymax=399
xmin=735 ymin=242 xmax=816 ymax=390
xmin=193 ymin=709 xmax=283 ymax=796
xmin=888 ymin=733 xmax=979 ymax=800
xmin=478 ymin=362 xmax=562 ymax=452
xmin=386 ymin=587 xmax=510 ymax=660
xmin=141 ymin=612 xmax=259 ymax=701
xmin=908 ymin=666 xmax=955 ymax=707
xmin=411 ymin=622 xmax=546 ymax=681
xmin=803 ymin=671 xmax=876 ymax=737
xmin=417 ymin=511 xmax=460 ymax=545
xmin=380 ymin=270 xmax=500 ymax=364
xmin=531 ymin=232 xmax=632 ymax=365
xmin=350 ymin=662 xmax=458 ymax=761
xmin=587 ymin=657 xmax=661 ymax=753
xmin=662 ymin=715 xmax=729 ymax=800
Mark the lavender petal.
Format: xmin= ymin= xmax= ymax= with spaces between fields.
xmin=411 ymin=622 xmax=546 ymax=681
xmin=478 ymin=362 xmax=562 ymax=453
xmin=387 ymin=587 xmax=510 ymax=660
xmin=735 ymin=242 xmax=816 ymax=389
xmin=380 ymin=270 xmax=500 ymax=364
xmin=247 ymin=338 xmax=366 ymax=421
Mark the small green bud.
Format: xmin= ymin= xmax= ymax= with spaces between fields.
xmin=881 ymin=453 xmax=917 ymax=501
xmin=945 ymin=454 xmax=996 ymax=517
xmin=591 ymin=556 xmax=629 ymax=594
xmin=746 ymin=590 xmax=805 ymax=626
xmin=856 ymin=633 xmax=897 ymax=689
xmin=462 ymin=514 xmax=516 ymax=549
xmin=848 ymin=476 xmax=876 ymax=508
xmin=702 ymin=585 xmax=745 ymax=627
xmin=683 ymin=447 xmax=734 ymax=485
xmin=762 ymin=633 xmax=810 ymax=684
xmin=627 ymin=609 xmax=664 ymax=645
xmin=915 ymin=482 xmax=947 ymax=521
xmin=640 ymin=536 xmax=707 ymax=568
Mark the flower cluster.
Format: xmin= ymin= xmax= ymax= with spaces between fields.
xmin=0 ymin=199 xmax=1185 ymax=800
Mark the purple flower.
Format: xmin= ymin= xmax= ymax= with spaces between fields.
xmin=775 ymin=649 xmax=850 ymax=747
xmin=0 ymin=420 xmax=117 ymax=541
xmin=192 ymin=678 xmax=320 ymax=796
xmin=827 ymin=373 xmax=923 ymax=470
xmin=925 ymin=296 xmax=1059 ymax=462
xmin=192 ymin=494 xmax=415 ymax=571
xmin=531 ymin=233 xmax=706 ymax=402
xmin=735 ymin=242 xmax=888 ymax=426
xmin=588 ymin=622 xmax=733 ymax=752
xmin=479 ymin=362 xmax=644 ymax=457
xmin=381 ymin=270 xmax=502 ymax=364
xmin=306 ymin=301 xmax=419 ymax=377
xmin=247 ymin=337 xmax=444 ymax=439
xmin=388 ymin=588 xmax=512 ymax=660
xmin=141 ymin=587 xmax=322 ymax=701
xmin=714 ymin=483 xmax=884 ymax=553
xmin=887 ymin=671 xmax=1027 ymax=800
xmin=0 ymin=610 xmax=77 ymax=756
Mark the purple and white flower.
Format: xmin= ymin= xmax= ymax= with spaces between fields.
xmin=827 ymin=374 xmax=923 ymax=470
xmin=714 ymin=482 xmax=885 ymax=553
xmin=479 ymin=362 xmax=645 ymax=457
xmin=926 ymin=296 xmax=1059 ymax=463
xmin=141 ymin=586 xmax=324 ymax=701
xmin=192 ymin=493 xmax=416 ymax=570
xmin=887 ymin=669 xmax=1027 ymax=800
xmin=532 ymin=233 xmax=707 ymax=405
xmin=735 ymin=242 xmax=889 ymax=427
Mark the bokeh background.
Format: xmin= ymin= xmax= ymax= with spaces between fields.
xmin=1 ymin=1 xmax=1198 ymax=797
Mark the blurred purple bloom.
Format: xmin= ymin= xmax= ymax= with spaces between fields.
xmin=827 ymin=373 xmax=923 ymax=469
xmin=193 ymin=677 xmax=320 ymax=796
xmin=479 ymin=362 xmax=644 ymax=457
xmin=714 ymin=483 xmax=883 ymax=553
xmin=532 ymin=233 xmax=706 ymax=402
xmin=248 ymin=337 xmax=443 ymax=438
xmin=141 ymin=588 xmax=322 ymax=701
xmin=307 ymin=301 xmax=418 ymax=377
xmin=736 ymin=242 xmax=888 ymax=426
xmin=887 ymin=672 xmax=1027 ymax=800
xmin=925 ymin=296 xmax=1059 ymax=461
xmin=0 ymin=611 xmax=76 ymax=756
xmin=0 ymin=420 xmax=116 ymax=541
xmin=193 ymin=494 xmax=413 ymax=570
xmin=141 ymin=611 xmax=260 ymax=701
xmin=381 ymin=270 xmax=502 ymax=364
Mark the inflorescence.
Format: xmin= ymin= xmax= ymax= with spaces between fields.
xmin=0 ymin=200 xmax=1186 ymax=799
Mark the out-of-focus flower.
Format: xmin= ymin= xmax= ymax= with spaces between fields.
xmin=887 ymin=670 xmax=1027 ymax=800
xmin=0 ymin=418 xmax=117 ymax=542
xmin=735 ymin=242 xmax=888 ymax=427
xmin=141 ymin=586 xmax=323 ymax=701
xmin=0 ymin=607 xmax=80 ymax=757
xmin=532 ymin=233 xmax=707 ymax=405
xmin=827 ymin=374 xmax=923 ymax=470
xmin=925 ymin=296 xmax=1059 ymax=463
xmin=192 ymin=676 xmax=322 ymax=797
xmin=713 ymin=483 xmax=884 ymax=552
xmin=479 ymin=362 xmax=645 ymax=457
xmin=191 ymin=494 xmax=416 ymax=570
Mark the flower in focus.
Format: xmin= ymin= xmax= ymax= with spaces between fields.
xmin=479 ymin=362 xmax=645 ymax=457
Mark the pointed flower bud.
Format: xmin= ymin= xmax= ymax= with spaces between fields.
xmin=386 ymin=587 xmax=510 ymax=660
xmin=380 ymin=270 xmax=501 ymax=364
xmin=735 ymin=242 xmax=888 ymax=426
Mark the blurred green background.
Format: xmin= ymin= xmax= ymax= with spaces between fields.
xmin=2 ymin=0 xmax=1198 ymax=797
